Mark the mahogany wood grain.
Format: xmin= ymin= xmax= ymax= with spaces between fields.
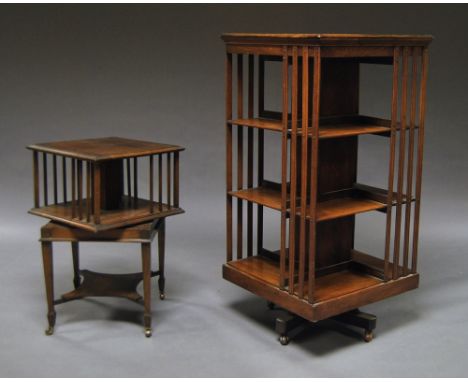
xmin=412 ymin=47 xmax=429 ymax=273
xmin=384 ymin=47 xmax=400 ymax=281
xmin=28 ymin=137 xmax=184 ymax=162
xmin=226 ymin=52 xmax=233 ymax=262
xmin=33 ymin=151 xmax=39 ymax=207
xmin=393 ymin=47 xmax=409 ymax=278
xmin=247 ymin=54 xmax=254 ymax=257
xmin=280 ymin=46 xmax=289 ymax=288
xmin=288 ymin=46 xmax=299 ymax=294
xmin=237 ymin=54 xmax=244 ymax=260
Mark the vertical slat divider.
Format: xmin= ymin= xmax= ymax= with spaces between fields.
xmin=393 ymin=47 xmax=409 ymax=279
xmin=52 ymin=155 xmax=58 ymax=204
xmin=133 ymin=157 xmax=138 ymax=208
xmin=307 ymin=47 xmax=321 ymax=304
xmin=33 ymin=151 xmax=39 ymax=207
xmin=411 ymin=47 xmax=429 ymax=273
xmin=62 ymin=156 xmax=67 ymax=203
xmin=257 ymin=130 xmax=264 ymax=255
xmin=226 ymin=52 xmax=233 ymax=262
xmin=384 ymin=47 xmax=400 ymax=281
xmin=288 ymin=46 xmax=299 ymax=294
xmin=77 ymin=160 xmax=83 ymax=220
xmin=279 ymin=46 xmax=289 ymax=289
xmin=91 ymin=163 xmax=94 ymax=214
xmin=237 ymin=54 xmax=244 ymax=260
xmin=403 ymin=47 xmax=419 ymax=275
xmin=298 ymin=46 xmax=309 ymax=299
xmin=71 ymin=158 xmax=76 ymax=218
xmin=166 ymin=153 xmax=171 ymax=206
xmin=93 ymin=163 xmax=101 ymax=225
xmin=257 ymin=56 xmax=265 ymax=255
xmin=42 ymin=153 xmax=48 ymax=206
xmin=149 ymin=155 xmax=154 ymax=213
xmin=126 ymin=158 xmax=131 ymax=205
xmin=158 ymin=154 xmax=163 ymax=211
xmin=86 ymin=161 xmax=91 ymax=222
xmin=247 ymin=54 xmax=254 ymax=257
xmin=174 ymin=151 xmax=179 ymax=208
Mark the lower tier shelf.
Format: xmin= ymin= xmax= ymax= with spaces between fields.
xmin=223 ymin=254 xmax=419 ymax=322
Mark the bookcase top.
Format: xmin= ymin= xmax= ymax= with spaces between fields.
xmin=27 ymin=137 xmax=184 ymax=161
xmin=221 ymin=33 xmax=433 ymax=46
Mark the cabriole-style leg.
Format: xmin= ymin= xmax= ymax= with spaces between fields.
xmin=41 ymin=241 xmax=56 ymax=335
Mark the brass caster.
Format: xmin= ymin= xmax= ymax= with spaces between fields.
xmin=144 ymin=328 xmax=152 ymax=338
xmin=159 ymin=293 xmax=165 ymax=300
xmin=45 ymin=326 xmax=54 ymax=336
xmin=364 ymin=329 xmax=374 ymax=342
xmin=267 ymin=301 xmax=275 ymax=310
xmin=279 ymin=335 xmax=290 ymax=346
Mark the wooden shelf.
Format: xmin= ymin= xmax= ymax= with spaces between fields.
xmin=228 ymin=118 xmax=283 ymax=132
xmin=229 ymin=183 xmax=388 ymax=221
xmin=229 ymin=183 xmax=286 ymax=210
xmin=315 ymin=197 xmax=385 ymax=222
xmin=228 ymin=116 xmax=393 ymax=139
xmin=227 ymin=255 xmax=382 ymax=303
xmin=29 ymin=196 xmax=184 ymax=232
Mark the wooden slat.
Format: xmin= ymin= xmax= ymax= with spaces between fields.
xmin=412 ymin=47 xmax=429 ymax=273
xmin=86 ymin=162 xmax=91 ymax=221
xmin=33 ymin=151 xmax=39 ymax=207
xmin=279 ymin=46 xmax=289 ymax=289
xmin=393 ymin=47 xmax=409 ymax=279
xmin=166 ymin=153 xmax=171 ymax=206
xmin=93 ymin=163 xmax=101 ymax=224
xmin=149 ymin=155 xmax=154 ymax=213
xmin=174 ymin=151 xmax=179 ymax=208
xmin=298 ymin=46 xmax=309 ymax=298
xmin=384 ymin=47 xmax=400 ymax=281
xmin=62 ymin=156 xmax=67 ymax=203
xmin=158 ymin=154 xmax=163 ymax=211
xmin=52 ymin=155 xmax=58 ymax=204
xmin=126 ymin=158 xmax=131 ymax=203
xmin=308 ymin=47 xmax=321 ymax=303
xmin=226 ymin=52 xmax=233 ymax=262
xmin=133 ymin=157 xmax=138 ymax=207
xmin=247 ymin=54 xmax=254 ymax=257
xmin=237 ymin=53 xmax=244 ymax=260
xmin=257 ymin=56 xmax=265 ymax=255
xmin=403 ymin=47 xmax=419 ymax=275
xmin=42 ymin=153 xmax=48 ymax=206
xmin=288 ymin=46 xmax=299 ymax=294
xmin=77 ymin=160 xmax=83 ymax=220
xmin=71 ymin=158 xmax=76 ymax=218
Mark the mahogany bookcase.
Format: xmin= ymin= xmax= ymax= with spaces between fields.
xmin=28 ymin=137 xmax=185 ymax=337
xmin=222 ymin=33 xmax=432 ymax=344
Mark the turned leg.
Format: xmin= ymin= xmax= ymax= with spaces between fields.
xmin=141 ymin=242 xmax=152 ymax=337
xmin=41 ymin=241 xmax=56 ymax=335
xmin=71 ymin=242 xmax=81 ymax=289
xmin=158 ymin=219 xmax=166 ymax=300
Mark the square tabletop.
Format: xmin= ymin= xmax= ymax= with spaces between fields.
xmin=27 ymin=137 xmax=184 ymax=161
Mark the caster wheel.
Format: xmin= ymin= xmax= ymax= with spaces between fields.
xmin=279 ymin=335 xmax=290 ymax=346
xmin=159 ymin=293 xmax=165 ymax=300
xmin=45 ymin=326 xmax=54 ymax=336
xmin=144 ymin=328 xmax=152 ymax=338
xmin=267 ymin=301 xmax=275 ymax=310
xmin=363 ymin=329 xmax=373 ymax=342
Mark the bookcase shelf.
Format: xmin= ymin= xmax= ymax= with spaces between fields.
xmin=223 ymin=33 xmax=431 ymax=342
